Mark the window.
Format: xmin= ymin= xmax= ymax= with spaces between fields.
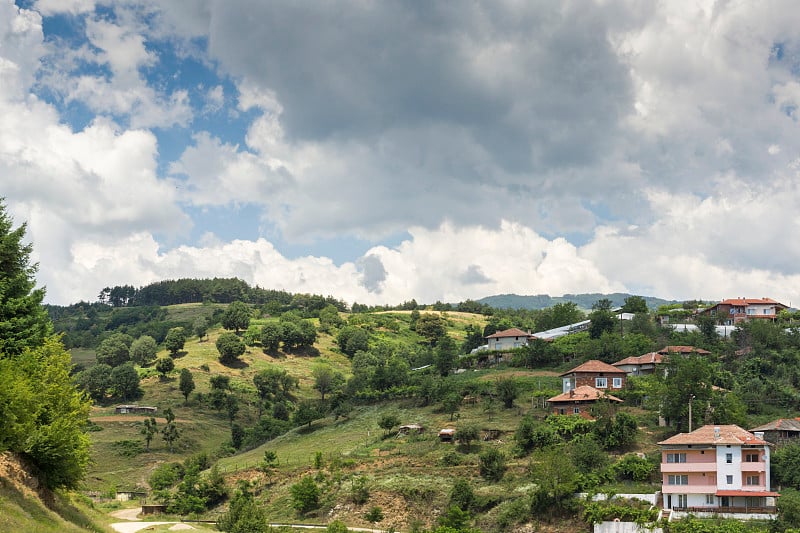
xmin=595 ymin=377 xmax=608 ymax=388
xmin=746 ymin=475 xmax=760 ymax=486
xmin=612 ymin=377 xmax=623 ymax=388
xmin=666 ymin=453 xmax=687 ymax=463
xmin=677 ymin=495 xmax=688 ymax=508
xmin=706 ymin=494 xmax=715 ymax=505
xmin=726 ymin=475 xmax=733 ymax=484
xmin=745 ymin=453 xmax=759 ymax=462
xmin=725 ymin=453 xmax=732 ymax=463
xmin=573 ymin=407 xmax=580 ymax=414
xmin=668 ymin=475 xmax=688 ymax=485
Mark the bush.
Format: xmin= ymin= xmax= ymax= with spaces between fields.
xmin=351 ymin=476 xmax=369 ymax=504
xmin=216 ymin=332 xmax=246 ymax=364
xmin=290 ymin=476 xmax=320 ymax=513
xmin=149 ymin=463 xmax=183 ymax=490
xmin=449 ymin=478 xmax=475 ymax=511
xmin=613 ymin=454 xmax=656 ymax=482
xmin=364 ymin=506 xmax=384 ymax=523
xmin=479 ymin=448 xmax=507 ymax=482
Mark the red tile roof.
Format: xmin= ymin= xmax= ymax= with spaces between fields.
xmin=547 ymin=385 xmax=623 ymax=403
xmin=750 ymin=418 xmax=800 ymax=433
xmin=561 ymin=359 xmax=626 ymax=376
xmin=658 ymin=425 xmax=769 ymax=446
xmin=613 ymin=352 xmax=663 ymax=367
xmin=486 ymin=327 xmax=533 ymax=339
xmin=719 ymin=298 xmax=783 ymax=306
xmin=658 ymin=345 xmax=711 ymax=355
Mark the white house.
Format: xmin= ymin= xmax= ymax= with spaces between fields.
xmin=485 ymin=327 xmax=535 ymax=351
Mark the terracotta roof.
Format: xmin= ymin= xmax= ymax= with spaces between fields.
xmin=560 ymin=359 xmax=626 ymax=376
xmin=486 ymin=327 xmax=533 ymax=339
xmin=547 ymin=385 xmax=623 ymax=403
xmin=658 ymin=425 xmax=769 ymax=446
xmin=718 ymin=298 xmax=783 ymax=306
xmin=715 ymin=490 xmax=780 ymax=497
xmin=750 ymin=418 xmax=800 ymax=433
xmin=658 ymin=345 xmax=711 ymax=355
xmin=613 ymin=352 xmax=663 ymax=367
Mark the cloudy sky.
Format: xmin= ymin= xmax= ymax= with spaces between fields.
xmin=3 ymin=0 xmax=800 ymax=307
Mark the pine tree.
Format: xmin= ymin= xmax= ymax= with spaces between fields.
xmin=0 ymin=200 xmax=50 ymax=356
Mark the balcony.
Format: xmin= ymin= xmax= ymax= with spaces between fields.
xmin=661 ymin=462 xmax=717 ymax=473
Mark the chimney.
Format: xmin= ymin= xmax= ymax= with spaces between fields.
xmin=569 ymin=389 xmax=575 ymax=398
xmin=754 ymin=431 xmax=765 ymax=440
xmin=714 ymin=426 xmax=720 ymax=440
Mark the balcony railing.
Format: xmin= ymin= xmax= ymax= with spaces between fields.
xmin=675 ymin=506 xmax=777 ymax=515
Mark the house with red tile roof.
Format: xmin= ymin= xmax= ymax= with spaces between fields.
xmin=658 ymin=346 xmax=712 ymax=356
xmin=699 ymin=298 xmax=788 ymax=325
xmin=613 ymin=352 xmax=663 ymax=376
xmin=750 ymin=418 xmax=800 ymax=447
xmin=658 ymin=425 xmax=777 ymax=517
xmin=560 ymin=359 xmax=627 ymax=393
xmin=485 ymin=327 xmax=535 ymax=351
xmin=547 ymin=385 xmax=622 ymax=417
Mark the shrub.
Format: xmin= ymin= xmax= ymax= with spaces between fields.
xmin=364 ymin=506 xmax=384 ymax=523
xmin=290 ymin=476 xmax=320 ymax=513
xmin=479 ymin=448 xmax=507 ymax=482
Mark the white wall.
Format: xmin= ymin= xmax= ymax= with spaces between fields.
xmin=716 ymin=445 xmax=741 ymax=490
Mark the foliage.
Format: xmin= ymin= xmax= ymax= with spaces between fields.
xmin=217 ymin=332 xmax=246 ymax=364
xmin=260 ymin=322 xmax=283 ymax=352
xmin=217 ymin=482 xmax=269 ymax=533
xmin=456 ymin=423 xmax=480 ymax=449
xmin=161 ymin=407 xmax=180 ymax=452
xmin=222 ymin=301 xmax=251 ymax=333
xmin=378 ymin=413 xmax=400 ymax=435
xmin=593 ymin=410 xmax=638 ymax=450
xmin=622 ymin=296 xmax=649 ymax=314
xmin=569 ymin=434 xmax=608 ymax=473
xmin=290 ymin=476 xmax=320 ymax=513
xmin=318 ymin=304 xmax=344 ymax=333
xmin=449 ymin=478 xmax=476 ymax=511
xmin=515 ymin=415 xmax=561 ymax=454
xmin=110 ymin=362 xmax=141 ymax=400
xmin=293 ymin=400 xmax=321 ymax=427
xmin=479 ymin=448 xmax=507 ymax=482
xmin=75 ymin=363 xmax=112 ymax=401
xmin=0 ymin=201 xmax=51 ymax=355
xmin=155 ymin=356 xmax=175 ymax=376
xmin=350 ymin=476 xmax=369 ymax=504
xmin=529 ymin=447 xmax=579 ymax=517
xmin=416 ymin=314 xmax=447 ymax=345
xmin=364 ymin=506 xmax=384 ymax=523
xmin=141 ymin=417 xmax=158 ymax=451
xmin=434 ymin=335 xmax=458 ymax=376
xmin=437 ymin=505 xmax=470 ymax=530
xmin=612 ymin=454 xmax=656 ymax=482
xmin=0 ymin=338 xmax=92 ymax=489
xmin=326 ymin=520 xmax=350 ymax=533
xmin=773 ymin=442 xmax=800 ymax=489
xmin=164 ymin=327 xmax=186 ymax=356
xmin=588 ymin=298 xmax=616 ymax=339
xmin=582 ymin=498 xmax=658 ymax=526
xmin=149 ymin=462 xmax=183 ymax=490
xmin=312 ymin=365 xmax=345 ymax=401
xmin=129 ymin=335 xmax=158 ymax=365
xmin=495 ymin=377 xmax=518 ymax=408
xmin=179 ymin=368 xmax=195 ymax=403
xmin=95 ymin=332 xmax=132 ymax=367
xmin=775 ymin=488 xmax=800 ymax=532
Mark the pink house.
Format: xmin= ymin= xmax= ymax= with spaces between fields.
xmin=658 ymin=425 xmax=778 ymax=516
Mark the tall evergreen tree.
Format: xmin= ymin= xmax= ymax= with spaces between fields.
xmin=0 ymin=201 xmax=50 ymax=356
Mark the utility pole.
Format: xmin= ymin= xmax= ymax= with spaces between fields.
xmin=688 ymin=395 xmax=696 ymax=433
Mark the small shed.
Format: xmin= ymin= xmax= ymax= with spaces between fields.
xmin=397 ymin=424 xmax=424 ymax=437
xmin=438 ymin=428 xmax=456 ymax=443
xmin=482 ymin=429 xmax=503 ymax=441
xmin=115 ymin=405 xmax=158 ymax=415
xmin=115 ymin=490 xmax=147 ymax=502
xmin=141 ymin=504 xmax=167 ymax=515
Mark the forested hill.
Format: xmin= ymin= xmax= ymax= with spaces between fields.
xmin=478 ymin=293 xmax=678 ymax=311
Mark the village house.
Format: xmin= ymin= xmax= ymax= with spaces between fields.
xmin=658 ymin=425 xmax=778 ymax=518
xmin=658 ymin=345 xmax=712 ymax=356
xmin=485 ymin=327 xmax=535 ymax=351
xmin=749 ymin=418 xmax=800 ymax=447
xmin=546 ymin=385 xmax=622 ymax=417
xmin=560 ymin=359 xmax=627 ymax=393
xmin=699 ymin=298 xmax=789 ymax=325
xmin=613 ymin=352 xmax=663 ymax=376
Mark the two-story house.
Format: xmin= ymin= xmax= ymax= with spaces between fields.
xmin=560 ymin=359 xmax=627 ymax=393
xmin=612 ymin=352 xmax=663 ymax=376
xmin=658 ymin=425 xmax=778 ymax=516
xmin=485 ymin=327 xmax=535 ymax=351
xmin=699 ymin=298 xmax=789 ymax=325
xmin=547 ymin=385 xmax=622 ymax=417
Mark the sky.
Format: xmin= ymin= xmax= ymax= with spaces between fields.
xmin=3 ymin=0 xmax=800 ymax=307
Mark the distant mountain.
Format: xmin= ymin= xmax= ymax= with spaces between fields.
xmin=476 ymin=293 xmax=679 ymax=311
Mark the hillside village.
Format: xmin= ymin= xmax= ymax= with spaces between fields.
xmin=6 ymin=201 xmax=800 ymax=532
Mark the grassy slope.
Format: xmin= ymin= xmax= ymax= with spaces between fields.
xmin=80 ymin=305 xmax=664 ymax=531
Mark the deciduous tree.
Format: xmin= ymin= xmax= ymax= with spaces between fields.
xmin=164 ymin=327 xmax=186 ymax=356
xmin=130 ymin=335 xmax=158 ymax=366
xmin=179 ymin=368 xmax=195 ymax=404
xmin=222 ymin=301 xmax=251 ymax=333
xmin=217 ymin=332 xmax=246 ymax=364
